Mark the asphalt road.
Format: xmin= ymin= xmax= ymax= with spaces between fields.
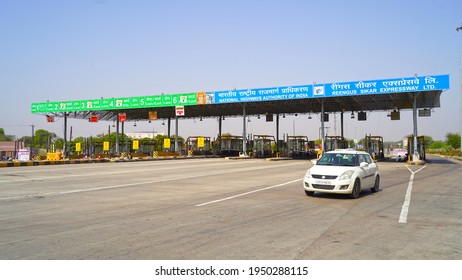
xmin=0 ymin=156 xmax=461 ymax=260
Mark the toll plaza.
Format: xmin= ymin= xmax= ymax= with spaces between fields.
xmin=30 ymin=74 xmax=450 ymax=164
xmin=286 ymin=136 xmax=316 ymax=159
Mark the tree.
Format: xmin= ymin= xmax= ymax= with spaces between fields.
xmin=54 ymin=138 xmax=64 ymax=150
xmin=429 ymin=140 xmax=446 ymax=149
xmin=0 ymin=128 xmax=14 ymax=141
xmin=446 ymin=133 xmax=461 ymax=150
xmin=34 ymin=129 xmax=57 ymax=149
xmin=73 ymin=136 xmax=85 ymax=144
xmin=18 ymin=136 xmax=32 ymax=147
xmin=423 ymin=135 xmax=434 ymax=149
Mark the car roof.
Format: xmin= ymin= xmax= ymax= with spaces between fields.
xmin=325 ymin=149 xmax=367 ymax=155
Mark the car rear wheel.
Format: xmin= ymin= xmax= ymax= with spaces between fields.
xmin=371 ymin=175 xmax=380 ymax=193
xmin=305 ymin=190 xmax=315 ymax=197
xmin=350 ymin=179 xmax=360 ymax=199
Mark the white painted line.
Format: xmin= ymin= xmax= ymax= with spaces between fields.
xmin=0 ymin=162 xmax=302 ymax=201
xmin=0 ymin=178 xmax=185 ymax=201
xmin=195 ymin=178 xmax=302 ymax=207
xmin=0 ymin=160 xmax=257 ymax=184
xmin=399 ymin=165 xmax=426 ymax=223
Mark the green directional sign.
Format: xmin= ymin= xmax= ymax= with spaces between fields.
xmin=145 ymin=95 xmax=163 ymax=107
xmin=129 ymin=96 xmax=142 ymax=108
xmin=31 ymin=102 xmax=45 ymax=113
xmin=73 ymin=100 xmax=85 ymax=111
xmin=101 ymin=98 xmax=114 ymax=110
xmin=113 ymin=97 xmax=130 ymax=109
xmin=31 ymin=92 xmax=199 ymax=113
xmin=169 ymin=93 xmax=197 ymax=106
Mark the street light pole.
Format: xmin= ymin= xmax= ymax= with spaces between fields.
xmin=457 ymin=24 xmax=462 ymax=152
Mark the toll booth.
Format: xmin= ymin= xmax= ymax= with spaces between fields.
xmin=217 ymin=135 xmax=243 ymax=157
xmin=365 ymin=135 xmax=384 ymax=160
xmin=163 ymin=137 xmax=184 ymax=155
xmin=252 ymin=135 xmax=275 ymax=158
xmin=286 ymin=136 xmax=316 ymax=159
xmin=407 ymin=135 xmax=426 ymax=161
xmin=324 ymin=136 xmax=347 ymax=152
xmin=132 ymin=139 xmax=156 ymax=158
xmin=68 ymin=141 xmax=86 ymax=159
xmin=186 ymin=136 xmax=212 ymax=156
xmin=90 ymin=140 xmax=112 ymax=158
xmin=120 ymin=139 xmax=132 ymax=157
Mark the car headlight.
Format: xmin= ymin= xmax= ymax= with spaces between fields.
xmin=304 ymin=170 xmax=311 ymax=179
xmin=339 ymin=170 xmax=354 ymax=180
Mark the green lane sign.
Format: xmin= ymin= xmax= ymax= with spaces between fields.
xmin=32 ymin=92 xmax=199 ymax=113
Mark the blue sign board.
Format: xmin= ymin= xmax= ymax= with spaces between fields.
xmin=322 ymin=74 xmax=449 ymax=97
xmin=213 ymin=85 xmax=312 ymax=104
xmin=211 ymin=74 xmax=449 ymax=104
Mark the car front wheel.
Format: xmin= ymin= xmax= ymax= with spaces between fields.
xmin=371 ymin=175 xmax=380 ymax=193
xmin=350 ymin=179 xmax=360 ymax=199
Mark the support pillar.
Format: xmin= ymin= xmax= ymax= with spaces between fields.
xmin=412 ymin=93 xmax=420 ymax=162
xmin=321 ymin=100 xmax=325 ymax=155
xmin=175 ymin=116 xmax=179 ymax=154
xmin=218 ymin=116 xmax=222 ymax=151
xmin=63 ymin=113 xmax=67 ymax=158
xmin=276 ymin=114 xmax=280 ymax=154
xmin=30 ymin=124 xmax=35 ymax=159
xmin=115 ymin=116 xmax=120 ymax=155
xmin=242 ymin=105 xmax=247 ymax=156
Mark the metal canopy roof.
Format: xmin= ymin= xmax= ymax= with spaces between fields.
xmin=32 ymin=74 xmax=449 ymax=122
xmin=61 ymin=89 xmax=443 ymax=121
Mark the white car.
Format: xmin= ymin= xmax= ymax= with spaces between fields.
xmin=303 ymin=150 xmax=380 ymax=199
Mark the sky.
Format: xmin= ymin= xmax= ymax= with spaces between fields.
xmin=0 ymin=0 xmax=461 ymax=142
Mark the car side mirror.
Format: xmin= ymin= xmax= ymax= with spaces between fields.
xmin=360 ymin=162 xmax=369 ymax=168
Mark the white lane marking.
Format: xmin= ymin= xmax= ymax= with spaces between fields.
xmin=399 ymin=165 xmax=426 ymax=223
xmin=0 ymin=160 xmax=265 ymax=184
xmin=0 ymin=177 xmax=184 ymax=201
xmin=0 ymin=162 xmax=303 ymax=201
xmin=195 ymin=178 xmax=302 ymax=207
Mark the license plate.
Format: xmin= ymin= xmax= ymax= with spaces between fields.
xmin=315 ymin=180 xmax=331 ymax=185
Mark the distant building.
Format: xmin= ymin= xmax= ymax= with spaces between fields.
xmin=125 ymin=132 xmax=165 ymax=139
xmin=0 ymin=141 xmax=25 ymax=160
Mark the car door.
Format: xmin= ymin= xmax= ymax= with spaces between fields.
xmin=358 ymin=154 xmax=374 ymax=187
xmin=365 ymin=154 xmax=378 ymax=187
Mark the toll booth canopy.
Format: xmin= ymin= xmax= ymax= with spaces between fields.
xmin=30 ymin=74 xmax=449 ymax=159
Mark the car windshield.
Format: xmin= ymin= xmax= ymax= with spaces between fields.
xmin=317 ymin=153 xmax=357 ymax=166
